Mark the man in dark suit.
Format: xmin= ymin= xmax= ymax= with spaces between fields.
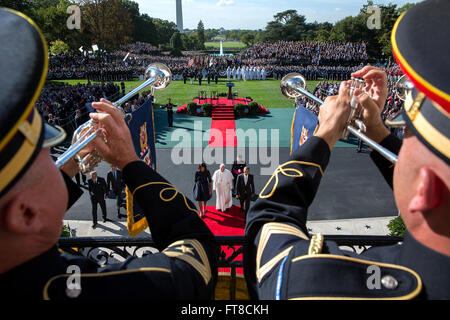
xmin=235 ymin=167 xmax=255 ymax=215
xmin=107 ymin=165 xmax=126 ymax=219
xmin=163 ymin=98 xmax=175 ymax=127
xmin=88 ymin=171 xmax=109 ymax=228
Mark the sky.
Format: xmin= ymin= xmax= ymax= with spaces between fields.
xmin=135 ymin=0 xmax=422 ymax=30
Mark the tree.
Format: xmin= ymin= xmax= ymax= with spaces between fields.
xmin=240 ymin=32 xmax=255 ymax=47
xmin=180 ymin=33 xmax=193 ymax=50
xmin=49 ymin=39 xmax=70 ymax=55
xmin=153 ymin=18 xmax=177 ymax=46
xmin=197 ymin=20 xmax=205 ymax=49
xmin=188 ymin=31 xmax=203 ymax=50
xmin=170 ymin=31 xmax=182 ymax=53
xmin=261 ymin=10 xmax=308 ymax=42
xmin=79 ymin=0 xmax=132 ymax=49
xmin=274 ymin=10 xmax=298 ymax=24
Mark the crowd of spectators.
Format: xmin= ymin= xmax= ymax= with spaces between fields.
xmin=47 ymin=41 xmax=370 ymax=82
xmin=37 ymin=82 xmax=120 ymax=136
xmin=242 ymin=41 xmax=368 ymax=66
xmin=43 ymin=41 xmax=404 ymax=141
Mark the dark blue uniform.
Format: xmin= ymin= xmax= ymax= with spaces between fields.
xmin=244 ymin=135 xmax=450 ymax=300
xmin=0 ymin=162 xmax=218 ymax=300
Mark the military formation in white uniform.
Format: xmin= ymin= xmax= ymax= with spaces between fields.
xmin=226 ymin=66 xmax=267 ymax=82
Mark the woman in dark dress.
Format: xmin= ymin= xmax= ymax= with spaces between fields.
xmin=194 ymin=163 xmax=212 ymax=218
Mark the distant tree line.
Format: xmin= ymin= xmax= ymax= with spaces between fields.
xmin=0 ymin=0 xmax=415 ymax=60
xmin=250 ymin=2 xmax=414 ymax=61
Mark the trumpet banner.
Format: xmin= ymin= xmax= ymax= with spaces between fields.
xmin=290 ymin=103 xmax=319 ymax=156
xmin=125 ymin=98 xmax=157 ymax=237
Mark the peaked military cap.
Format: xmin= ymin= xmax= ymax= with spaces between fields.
xmin=391 ymin=0 xmax=450 ymax=164
xmin=0 ymin=8 xmax=66 ymax=198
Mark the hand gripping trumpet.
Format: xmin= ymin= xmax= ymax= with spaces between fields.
xmin=280 ymin=73 xmax=413 ymax=164
xmin=55 ymin=63 xmax=172 ymax=173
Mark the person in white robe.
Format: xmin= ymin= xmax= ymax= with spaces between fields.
xmin=226 ymin=67 xmax=231 ymax=81
xmin=212 ymin=164 xmax=233 ymax=212
xmin=262 ymin=68 xmax=266 ymax=80
xmin=232 ymin=67 xmax=236 ymax=80
xmin=237 ymin=67 xmax=241 ymax=80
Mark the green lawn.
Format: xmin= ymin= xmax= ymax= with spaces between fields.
xmin=204 ymin=41 xmax=246 ymax=49
xmin=52 ymin=78 xmax=326 ymax=109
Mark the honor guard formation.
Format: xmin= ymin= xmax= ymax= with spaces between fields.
xmin=0 ymin=0 xmax=449 ymax=300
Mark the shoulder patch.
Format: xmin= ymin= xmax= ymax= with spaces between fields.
xmin=163 ymin=239 xmax=212 ymax=285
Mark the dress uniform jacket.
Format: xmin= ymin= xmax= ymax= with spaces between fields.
xmin=0 ymin=161 xmax=218 ymax=300
xmin=244 ymin=135 xmax=450 ymax=300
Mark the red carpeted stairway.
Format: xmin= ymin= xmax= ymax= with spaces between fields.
xmin=212 ymin=104 xmax=235 ymax=120
xmin=202 ymin=205 xmax=245 ymax=275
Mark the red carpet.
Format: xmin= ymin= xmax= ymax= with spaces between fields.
xmin=203 ymin=205 xmax=245 ymax=275
xmin=209 ymin=119 xmax=237 ymax=147
xmin=176 ymin=97 xmax=269 ymax=148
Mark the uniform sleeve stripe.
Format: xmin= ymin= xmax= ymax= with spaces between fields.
xmin=164 ymin=239 xmax=212 ymax=285
xmin=256 ymin=222 xmax=309 ymax=283
xmin=42 ymin=267 xmax=171 ymax=300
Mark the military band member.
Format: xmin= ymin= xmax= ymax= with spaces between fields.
xmin=244 ymin=0 xmax=450 ymax=300
xmin=162 ymin=98 xmax=175 ymax=127
xmin=0 ymin=8 xmax=218 ymax=300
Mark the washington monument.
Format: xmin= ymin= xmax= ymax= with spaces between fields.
xmin=176 ymin=0 xmax=183 ymax=32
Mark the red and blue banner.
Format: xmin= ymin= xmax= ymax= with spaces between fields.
xmin=125 ymin=98 xmax=157 ymax=236
xmin=290 ymin=103 xmax=319 ymax=156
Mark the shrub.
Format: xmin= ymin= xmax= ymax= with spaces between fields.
xmin=187 ymin=102 xmax=198 ymax=115
xmin=246 ymin=96 xmax=253 ymax=101
xmin=234 ymin=103 xmax=246 ymax=117
xmin=61 ymin=225 xmax=71 ymax=237
xmin=202 ymin=103 xmax=213 ymax=117
xmin=387 ymin=216 xmax=406 ymax=237
xmin=248 ymin=102 xmax=260 ymax=114
xmin=50 ymin=40 xmax=70 ymax=55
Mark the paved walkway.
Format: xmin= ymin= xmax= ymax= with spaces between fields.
xmin=63 ymin=216 xmax=396 ymax=238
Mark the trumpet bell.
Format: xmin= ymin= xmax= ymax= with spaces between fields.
xmin=395 ymin=74 xmax=414 ymax=101
xmin=145 ymin=63 xmax=172 ymax=90
xmin=281 ymin=73 xmax=307 ymax=100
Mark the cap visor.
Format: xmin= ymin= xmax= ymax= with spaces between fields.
xmin=42 ymin=123 xmax=66 ymax=148
xmin=385 ymin=111 xmax=406 ymax=128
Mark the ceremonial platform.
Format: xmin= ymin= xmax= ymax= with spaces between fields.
xmin=176 ymin=97 xmax=269 ymax=148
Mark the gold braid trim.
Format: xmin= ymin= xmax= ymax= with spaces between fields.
xmin=133 ymin=181 xmax=198 ymax=214
xmin=308 ymin=233 xmax=324 ymax=255
xmin=126 ymin=181 xmax=199 ymax=237
xmin=259 ymin=160 xmax=324 ymax=199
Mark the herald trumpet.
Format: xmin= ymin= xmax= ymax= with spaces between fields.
xmin=55 ymin=63 xmax=172 ymax=173
xmin=280 ymin=73 xmax=408 ymax=164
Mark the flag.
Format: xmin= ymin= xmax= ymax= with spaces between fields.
xmin=188 ymin=58 xmax=194 ymax=67
xmin=125 ymin=98 xmax=157 ymax=237
xmin=78 ymin=46 xmax=83 ymax=53
xmin=123 ymin=52 xmax=130 ymax=62
xmin=92 ymin=44 xmax=98 ymax=52
xmin=290 ymin=103 xmax=319 ymax=155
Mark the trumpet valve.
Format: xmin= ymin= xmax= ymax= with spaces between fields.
xmin=354 ymin=119 xmax=367 ymax=133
